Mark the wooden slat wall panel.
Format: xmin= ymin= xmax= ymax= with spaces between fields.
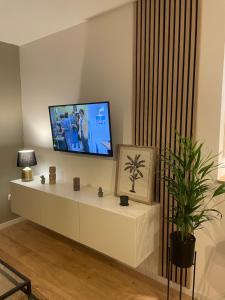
xmin=148 ymin=0 xmax=154 ymax=146
xmin=135 ymin=0 xmax=141 ymax=145
xmin=143 ymin=0 xmax=150 ymax=146
xmin=134 ymin=0 xmax=199 ymax=286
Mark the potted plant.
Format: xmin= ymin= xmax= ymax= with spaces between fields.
xmin=161 ymin=134 xmax=225 ymax=268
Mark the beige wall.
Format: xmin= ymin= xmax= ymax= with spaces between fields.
xmin=0 ymin=42 xmax=23 ymax=223
xmin=20 ymin=4 xmax=134 ymax=191
xmin=20 ymin=4 xmax=133 ymax=150
xmin=19 ymin=0 xmax=160 ymax=283
xmin=195 ymin=0 xmax=225 ymax=299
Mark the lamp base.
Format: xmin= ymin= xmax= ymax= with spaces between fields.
xmin=21 ymin=167 xmax=33 ymax=182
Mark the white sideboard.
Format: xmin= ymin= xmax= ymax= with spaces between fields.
xmin=10 ymin=179 xmax=160 ymax=268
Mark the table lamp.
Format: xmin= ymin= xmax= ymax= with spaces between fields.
xmin=17 ymin=150 xmax=37 ymax=181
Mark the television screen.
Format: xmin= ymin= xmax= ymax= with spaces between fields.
xmin=49 ymin=101 xmax=113 ymax=157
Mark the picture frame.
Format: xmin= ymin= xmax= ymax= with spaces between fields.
xmin=115 ymin=144 xmax=156 ymax=205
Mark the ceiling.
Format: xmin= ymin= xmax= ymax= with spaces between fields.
xmin=0 ymin=0 xmax=134 ymax=46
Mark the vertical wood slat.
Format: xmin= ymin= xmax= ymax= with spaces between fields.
xmin=135 ymin=0 xmax=142 ymax=145
xmin=140 ymin=0 xmax=146 ymax=146
xmin=161 ymin=0 xmax=169 ymax=279
xmin=148 ymin=0 xmax=155 ymax=146
xmin=152 ymin=0 xmax=159 ymax=147
xmin=166 ymin=0 xmax=174 ymax=282
xmin=175 ymin=0 xmax=186 ymax=285
xmin=156 ymin=0 xmax=163 ymax=150
xmin=170 ymin=0 xmax=178 ymax=283
xmin=143 ymin=0 xmax=150 ymax=146
xmin=134 ymin=0 xmax=199 ymax=287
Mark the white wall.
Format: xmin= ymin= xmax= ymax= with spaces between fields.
xmin=195 ymin=0 xmax=225 ymax=299
xmin=20 ymin=4 xmax=133 ymax=191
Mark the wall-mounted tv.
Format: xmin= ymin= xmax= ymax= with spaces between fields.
xmin=49 ymin=101 xmax=113 ymax=157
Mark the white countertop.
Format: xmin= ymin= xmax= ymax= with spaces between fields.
xmin=11 ymin=178 xmax=159 ymax=219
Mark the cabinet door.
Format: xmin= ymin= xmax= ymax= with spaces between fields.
xmin=41 ymin=193 xmax=79 ymax=241
xmin=11 ymin=183 xmax=41 ymax=224
xmin=79 ymin=203 xmax=136 ymax=267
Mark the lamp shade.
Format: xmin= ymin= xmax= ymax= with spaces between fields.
xmin=17 ymin=150 xmax=37 ymax=167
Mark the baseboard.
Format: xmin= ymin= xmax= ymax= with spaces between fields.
xmin=0 ymin=217 xmax=25 ymax=230
xmin=141 ymin=268 xmax=214 ymax=300
xmin=143 ymin=270 xmax=193 ymax=299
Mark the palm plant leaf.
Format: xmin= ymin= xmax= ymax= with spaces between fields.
xmin=125 ymin=161 xmax=133 ymax=166
xmin=212 ymin=183 xmax=225 ymax=198
xmin=137 ymin=169 xmax=144 ymax=177
xmin=127 ymin=155 xmax=134 ymax=163
xmin=124 ymin=166 xmax=132 ymax=171
xmin=161 ymin=132 xmax=225 ymax=241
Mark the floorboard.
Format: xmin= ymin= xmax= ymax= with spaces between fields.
xmin=0 ymin=221 xmax=190 ymax=300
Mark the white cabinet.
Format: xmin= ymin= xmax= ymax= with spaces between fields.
xmin=40 ymin=193 xmax=79 ymax=241
xmin=79 ymin=202 xmax=136 ymax=266
xmin=10 ymin=179 xmax=159 ymax=268
xmin=11 ymin=184 xmax=42 ymax=224
xmin=11 ymin=183 xmax=79 ymax=241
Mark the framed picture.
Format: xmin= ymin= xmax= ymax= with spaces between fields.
xmin=115 ymin=144 xmax=156 ymax=205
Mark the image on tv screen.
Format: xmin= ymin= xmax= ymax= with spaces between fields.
xmin=49 ymin=102 xmax=113 ymax=156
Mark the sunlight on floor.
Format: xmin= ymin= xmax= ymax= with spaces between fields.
xmin=133 ymin=297 xmax=159 ymax=300
xmin=121 ymin=294 xmax=160 ymax=300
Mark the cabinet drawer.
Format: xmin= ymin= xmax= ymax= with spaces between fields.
xmin=11 ymin=183 xmax=79 ymax=242
xmin=79 ymin=203 xmax=136 ymax=267
xmin=41 ymin=193 xmax=79 ymax=241
xmin=11 ymin=184 xmax=42 ymax=224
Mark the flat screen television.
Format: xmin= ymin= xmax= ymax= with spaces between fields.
xmin=49 ymin=101 xmax=113 ymax=157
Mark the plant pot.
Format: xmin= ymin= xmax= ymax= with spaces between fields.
xmin=170 ymin=231 xmax=196 ymax=268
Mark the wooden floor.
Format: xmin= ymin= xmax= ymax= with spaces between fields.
xmin=0 ymin=221 xmax=189 ymax=300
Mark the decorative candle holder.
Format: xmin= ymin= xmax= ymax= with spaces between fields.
xmin=40 ymin=175 xmax=45 ymax=184
xmin=49 ymin=166 xmax=56 ymax=184
xmin=98 ymin=187 xmax=103 ymax=197
xmin=120 ymin=195 xmax=129 ymax=206
xmin=73 ymin=177 xmax=80 ymax=191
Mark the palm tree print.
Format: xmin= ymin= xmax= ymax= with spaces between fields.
xmin=124 ymin=154 xmax=146 ymax=193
